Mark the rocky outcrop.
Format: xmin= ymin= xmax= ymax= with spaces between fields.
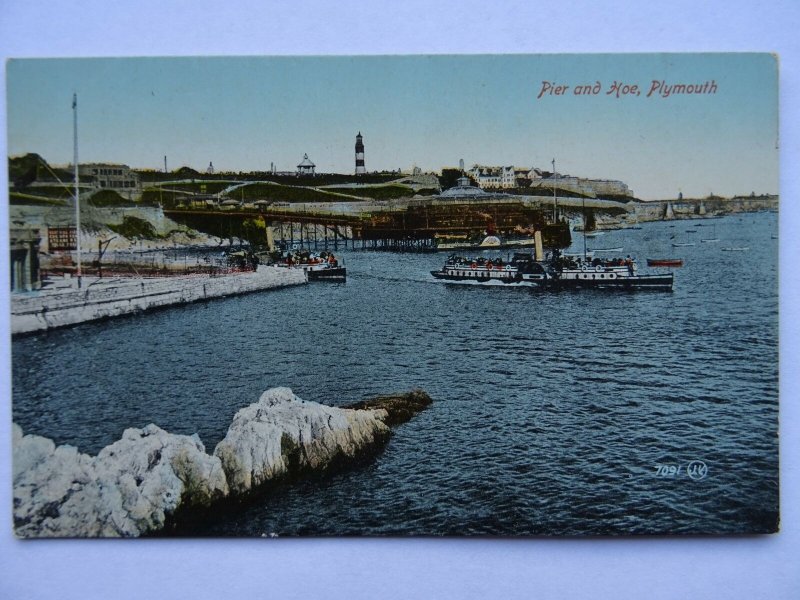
xmin=13 ymin=387 xmax=430 ymax=538
xmin=13 ymin=423 xmax=228 ymax=538
xmin=213 ymin=387 xmax=391 ymax=495
xmin=343 ymin=389 xmax=433 ymax=427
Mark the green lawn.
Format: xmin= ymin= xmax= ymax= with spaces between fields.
xmin=339 ymin=184 xmax=415 ymax=200
xmin=9 ymin=192 xmax=68 ymax=206
xmin=16 ymin=185 xmax=76 ymax=199
xmin=139 ymin=189 xmax=184 ymax=206
xmin=230 ymin=183 xmax=349 ymax=203
xmin=157 ymin=181 xmax=234 ymax=194
xmin=88 ymin=190 xmax=136 ymax=207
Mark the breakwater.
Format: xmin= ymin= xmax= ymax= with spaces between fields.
xmin=10 ymin=265 xmax=306 ymax=335
xmin=12 ymin=387 xmax=432 ymax=538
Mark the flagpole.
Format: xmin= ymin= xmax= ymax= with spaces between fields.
xmin=73 ymin=93 xmax=82 ymax=288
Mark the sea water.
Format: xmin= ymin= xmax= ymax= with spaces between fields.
xmin=11 ymin=212 xmax=779 ymax=535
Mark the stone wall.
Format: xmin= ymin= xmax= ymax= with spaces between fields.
xmin=11 ymin=265 xmax=306 ymax=335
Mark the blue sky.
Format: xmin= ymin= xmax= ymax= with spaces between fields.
xmin=6 ymin=54 xmax=777 ymax=199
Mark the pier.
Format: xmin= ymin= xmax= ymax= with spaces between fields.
xmin=10 ymin=265 xmax=307 ymax=335
xmin=164 ymin=198 xmax=573 ymax=252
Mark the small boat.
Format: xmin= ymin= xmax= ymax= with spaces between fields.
xmin=671 ymin=229 xmax=695 ymax=247
xmin=701 ymin=223 xmax=719 ymax=243
xmin=721 ymin=247 xmax=750 ymax=252
xmin=272 ymin=250 xmax=346 ymax=281
xmin=585 ymin=231 xmax=604 ymax=238
xmin=590 ymin=247 xmax=623 ymax=253
xmin=647 ymin=258 xmax=684 ymax=267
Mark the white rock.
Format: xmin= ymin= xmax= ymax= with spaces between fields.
xmin=214 ymin=387 xmax=390 ymax=494
xmin=13 ymin=424 xmax=229 ymax=538
xmin=13 ymin=387 xmax=395 ymax=537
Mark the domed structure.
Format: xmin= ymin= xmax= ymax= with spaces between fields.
xmin=439 ymin=176 xmax=494 ymax=199
xmin=296 ymin=153 xmax=316 ymax=175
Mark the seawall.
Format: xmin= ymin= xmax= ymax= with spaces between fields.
xmin=10 ymin=265 xmax=307 ymax=335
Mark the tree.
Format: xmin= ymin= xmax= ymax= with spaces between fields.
xmin=439 ymin=168 xmax=475 ymax=190
xmin=241 ymin=217 xmax=268 ymax=249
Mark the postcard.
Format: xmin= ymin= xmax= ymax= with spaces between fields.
xmin=7 ymin=53 xmax=779 ymax=537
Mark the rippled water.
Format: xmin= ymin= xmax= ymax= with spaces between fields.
xmin=11 ymin=212 xmax=779 ymax=535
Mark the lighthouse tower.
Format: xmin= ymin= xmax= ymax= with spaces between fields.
xmin=355 ymin=132 xmax=366 ymax=175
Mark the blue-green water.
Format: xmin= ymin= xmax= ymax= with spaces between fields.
xmin=11 ymin=212 xmax=779 ymax=535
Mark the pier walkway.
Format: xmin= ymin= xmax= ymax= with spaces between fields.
xmin=10 ymin=265 xmax=307 ymax=335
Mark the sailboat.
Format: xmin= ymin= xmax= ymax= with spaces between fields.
xmin=671 ymin=232 xmax=695 ymax=248
xmin=701 ymin=223 xmax=719 ymax=243
xmin=590 ymin=246 xmax=623 ymax=253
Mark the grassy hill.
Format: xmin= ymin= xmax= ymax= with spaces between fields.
xmin=9 ymin=153 xmax=73 ymax=188
xmin=87 ymin=190 xmax=136 ymax=207
xmin=9 ymin=192 xmax=69 ymax=206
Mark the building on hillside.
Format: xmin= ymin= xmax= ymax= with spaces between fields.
xmin=355 ymin=132 xmax=366 ymax=175
xmin=79 ymin=163 xmax=141 ymax=191
xmin=296 ymin=154 xmax=316 ymax=175
xmin=470 ymin=163 xmax=633 ymax=198
xmin=510 ymin=168 xmax=531 ymax=187
xmin=469 ymin=165 xmax=517 ymax=189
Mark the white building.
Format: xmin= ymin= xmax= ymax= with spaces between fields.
xmin=79 ymin=163 xmax=141 ymax=191
xmin=469 ymin=165 xmax=518 ymax=189
xmin=469 ymin=163 xmax=632 ymax=197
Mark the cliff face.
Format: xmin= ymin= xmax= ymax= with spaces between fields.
xmin=12 ymin=387 xmax=427 ymax=538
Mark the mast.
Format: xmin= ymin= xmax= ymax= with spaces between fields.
xmin=552 ymin=158 xmax=558 ymax=222
xmin=582 ymin=195 xmax=587 ymax=259
xmin=73 ymin=93 xmax=82 ymax=288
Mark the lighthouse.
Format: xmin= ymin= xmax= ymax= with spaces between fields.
xmin=355 ymin=132 xmax=365 ymax=175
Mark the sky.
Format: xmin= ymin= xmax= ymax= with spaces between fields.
xmin=6 ymin=53 xmax=778 ymax=200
